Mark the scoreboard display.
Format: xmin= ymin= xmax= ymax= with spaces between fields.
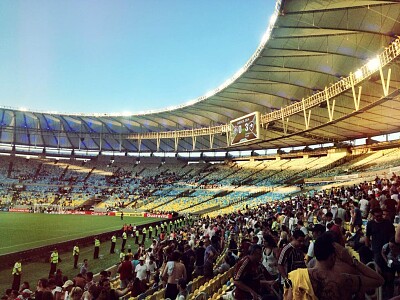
xmin=230 ymin=112 xmax=261 ymax=146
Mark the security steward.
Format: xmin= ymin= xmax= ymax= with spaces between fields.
xmin=149 ymin=225 xmax=153 ymax=239
xmin=110 ymin=234 xmax=117 ymax=254
xmin=49 ymin=248 xmax=59 ymax=277
xmin=94 ymin=237 xmax=100 ymax=259
xmin=135 ymin=228 xmax=140 ymax=245
xmin=73 ymin=244 xmax=80 ymax=269
xmin=142 ymin=227 xmax=147 ymax=244
xmin=11 ymin=260 xmax=22 ymax=291
xmin=121 ymin=231 xmax=127 ymax=250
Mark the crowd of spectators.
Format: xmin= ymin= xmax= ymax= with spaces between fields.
xmin=4 ymin=171 xmax=400 ymax=299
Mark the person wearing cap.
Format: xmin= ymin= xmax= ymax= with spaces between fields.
xmin=62 ymin=280 xmax=74 ymax=300
xmin=110 ymin=234 xmax=117 ymax=254
xmin=18 ymin=289 xmax=32 ymax=300
xmin=11 ymin=259 xmax=22 ymax=291
xmin=73 ymin=244 xmax=80 ymax=269
xmin=135 ymin=256 xmax=149 ymax=282
xmin=49 ymin=248 xmax=59 ymax=278
xmin=306 ymin=224 xmax=326 ymax=265
xmin=93 ymin=237 xmax=100 ymax=259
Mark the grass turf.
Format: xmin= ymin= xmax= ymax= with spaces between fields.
xmin=0 ymin=212 xmax=159 ymax=255
xmin=0 ymin=213 xmax=165 ymax=293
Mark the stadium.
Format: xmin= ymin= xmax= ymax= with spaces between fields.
xmin=1 ymin=0 xmax=400 ymax=299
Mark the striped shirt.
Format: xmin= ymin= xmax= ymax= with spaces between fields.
xmin=278 ymin=243 xmax=305 ymax=275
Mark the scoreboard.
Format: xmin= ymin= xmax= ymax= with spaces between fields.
xmin=230 ymin=112 xmax=261 ymax=146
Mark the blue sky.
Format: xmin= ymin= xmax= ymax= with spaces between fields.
xmin=0 ymin=1 xmax=275 ymax=114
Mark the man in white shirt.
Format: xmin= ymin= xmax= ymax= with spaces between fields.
xmin=359 ymin=197 xmax=369 ymax=218
xmin=135 ymin=257 xmax=149 ymax=281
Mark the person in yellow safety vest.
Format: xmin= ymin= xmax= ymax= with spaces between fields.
xmin=73 ymin=244 xmax=80 ymax=269
xmin=94 ymin=237 xmax=100 ymax=259
xmin=149 ymin=226 xmax=153 ymax=239
xmin=110 ymin=234 xmax=117 ymax=254
xmin=155 ymin=224 xmax=159 ymax=237
xmin=142 ymin=227 xmax=147 ymax=244
xmin=160 ymin=223 xmax=164 ymax=233
xmin=135 ymin=229 xmax=139 ymax=245
xmin=11 ymin=260 xmax=22 ymax=291
xmin=119 ymin=249 xmax=125 ymax=263
xmin=121 ymin=231 xmax=127 ymax=251
xmin=49 ymin=248 xmax=59 ymax=278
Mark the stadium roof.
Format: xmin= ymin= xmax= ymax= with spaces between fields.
xmin=1 ymin=0 xmax=400 ymax=153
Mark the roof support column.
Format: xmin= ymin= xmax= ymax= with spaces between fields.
xmin=209 ymin=133 xmax=214 ymax=149
xmin=379 ymin=66 xmax=391 ymax=96
xmin=350 ymin=73 xmax=362 ymax=111
xmin=191 ymin=128 xmax=196 ymax=150
xmin=302 ymin=99 xmax=311 ymax=130
xmin=226 ymin=130 xmax=230 ymax=147
xmin=325 ymin=87 xmax=335 ymax=122
xmin=281 ymin=109 xmax=289 ymax=134
xmin=99 ymin=124 xmax=103 ymax=151
xmin=174 ymin=132 xmax=179 ymax=152
xmin=138 ymin=138 xmax=142 ymax=152
xmin=156 ymin=133 xmax=160 ymax=152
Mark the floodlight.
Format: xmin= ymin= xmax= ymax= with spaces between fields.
xmin=354 ymin=69 xmax=363 ymax=80
xmin=366 ymin=57 xmax=380 ymax=72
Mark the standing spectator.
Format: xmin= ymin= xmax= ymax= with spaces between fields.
xmin=176 ymin=278 xmax=188 ymax=300
xmin=93 ymin=237 xmax=100 ymax=259
xmin=117 ymin=255 xmax=133 ymax=289
xmin=234 ymin=244 xmax=276 ymax=300
xmin=285 ymin=234 xmax=384 ymax=299
xmin=366 ymin=207 xmax=395 ymax=297
xmin=162 ymin=251 xmax=187 ymax=300
xmin=381 ymin=237 xmax=400 ymax=297
xmin=350 ymin=202 xmax=362 ymax=233
xmin=306 ymin=224 xmax=327 ymax=265
xmin=262 ymin=234 xmax=279 ymax=279
xmin=359 ymin=196 xmax=369 ymax=218
xmin=278 ymin=230 xmax=306 ymax=284
xmin=194 ymin=241 xmax=205 ymax=277
xmin=80 ymin=259 xmax=89 ymax=278
xmin=135 ymin=257 xmax=149 ymax=282
xmin=182 ymin=244 xmax=195 ymax=282
xmin=366 ymin=207 xmax=395 ymax=269
xmin=203 ymin=237 xmax=218 ymax=280
xmin=73 ymin=244 xmax=79 ymax=269
xmin=11 ymin=259 xmax=22 ymax=291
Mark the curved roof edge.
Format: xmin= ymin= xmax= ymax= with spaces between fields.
xmin=0 ymin=0 xmax=283 ymax=118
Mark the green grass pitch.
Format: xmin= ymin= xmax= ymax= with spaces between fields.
xmin=0 ymin=212 xmax=159 ymax=255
